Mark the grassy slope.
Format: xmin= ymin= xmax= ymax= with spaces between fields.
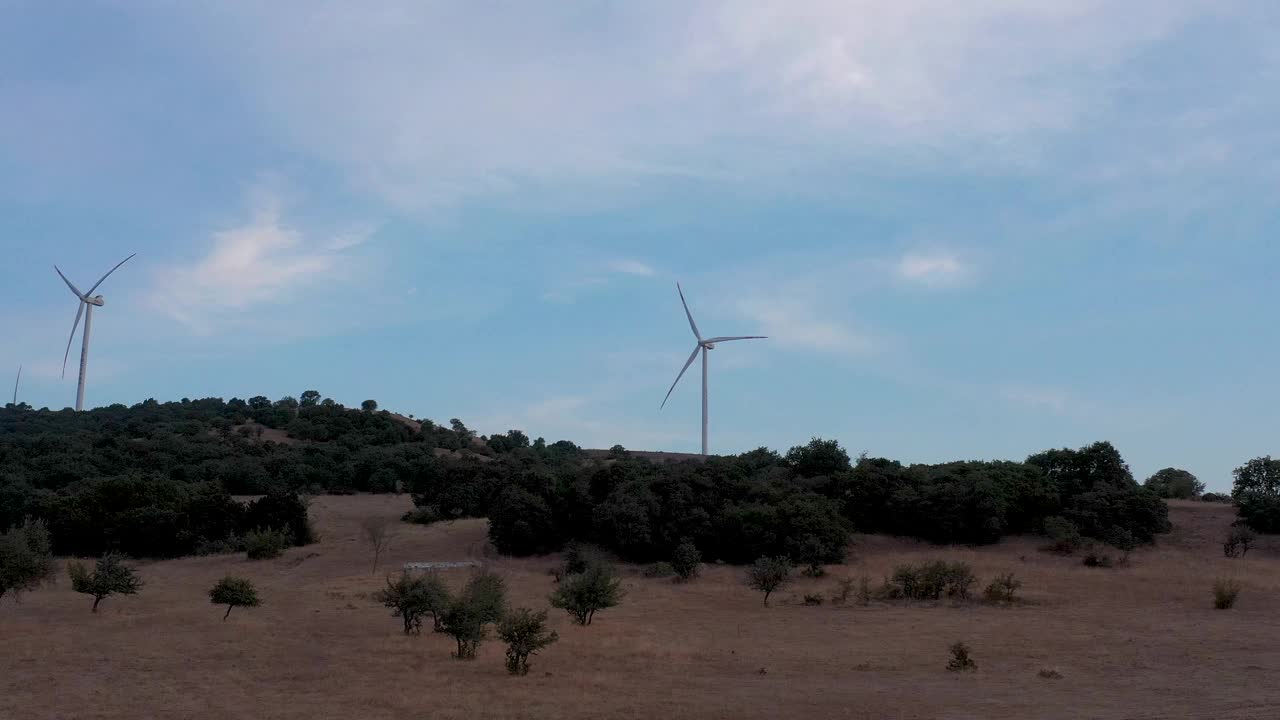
xmin=2 ymin=499 xmax=1278 ymax=720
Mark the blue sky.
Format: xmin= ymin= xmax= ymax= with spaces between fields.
xmin=2 ymin=1 xmax=1277 ymax=490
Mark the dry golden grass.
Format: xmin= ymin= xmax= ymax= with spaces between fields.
xmin=3 ymin=498 xmax=1279 ymax=719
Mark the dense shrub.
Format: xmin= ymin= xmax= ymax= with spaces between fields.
xmin=0 ymin=519 xmax=55 ymax=602
xmin=68 ymin=553 xmax=143 ymax=612
xmin=641 ymin=562 xmax=675 ymax=578
xmin=1043 ymin=516 xmax=1083 ymax=554
xmin=947 ymin=642 xmax=976 ymax=672
xmin=209 ymin=576 xmax=260 ymax=620
xmin=1213 ymin=578 xmax=1241 ymax=609
xmin=880 ymin=561 xmax=975 ymax=601
xmin=1081 ymin=545 xmax=1114 ymax=568
xmin=1143 ymin=468 xmax=1204 ymax=499
xmin=671 ymin=539 xmax=701 ymax=582
xmin=983 ymin=573 xmax=1021 ymax=604
xmin=1201 ymin=493 xmax=1232 ymax=504
xmin=803 ymin=593 xmax=824 ymax=606
xmin=498 ymin=607 xmax=558 ymax=675
xmin=374 ymin=571 xmax=451 ymax=634
xmin=550 ymin=563 xmax=623 ymax=625
xmin=244 ymin=528 xmax=290 ymax=560
xmin=745 ymin=556 xmax=791 ymax=607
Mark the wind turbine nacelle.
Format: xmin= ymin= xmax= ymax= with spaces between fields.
xmin=703 ymin=342 xmax=715 ymax=350
xmin=88 ymin=296 xmax=105 ymax=306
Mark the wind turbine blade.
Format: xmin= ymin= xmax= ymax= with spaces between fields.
xmin=11 ymin=365 xmax=19 ymax=405
xmin=703 ymin=336 xmax=767 ymax=343
xmin=55 ymin=266 xmax=86 ymax=300
xmin=61 ymin=302 xmax=85 ymax=379
xmin=660 ymin=345 xmax=701 ymax=409
xmin=85 ymin=253 xmax=136 ymax=296
xmin=676 ymin=282 xmax=702 ymax=341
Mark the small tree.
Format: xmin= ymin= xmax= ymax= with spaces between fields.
xmin=1224 ymin=526 xmax=1256 ymax=558
xmin=68 ymin=553 xmax=143 ymax=612
xmin=549 ymin=563 xmax=623 ymax=626
xmin=244 ymin=527 xmax=290 ymax=560
xmin=947 ymin=642 xmax=977 ymax=672
xmin=497 ymin=607 xmax=559 ymax=675
xmin=209 ymin=576 xmax=260 ymax=620
xmin=0 ymin=519 xmax=56 ymax=603
xmin=440 ymin=570 xmax=507 ymax=659
xmin=746 ymin=556 xmax=791 ymax=607
xmin=362 ymin=399 xmax=378 ymax=413
xmin=362 ymin=517 xmax=392 ymax=574
xmin=671 ymin=539 xmax=701 ymax=582
xmin=374 ymin=571 xmax=451 ymax=634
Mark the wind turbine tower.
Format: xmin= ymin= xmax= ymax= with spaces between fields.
xmin=660 ymin=283 xmax=766 ymax=455
xmin=55 ymin=254 xmax=135 ymax=411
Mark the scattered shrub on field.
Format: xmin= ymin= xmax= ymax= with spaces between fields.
xmin=0 ymin=519 xmax=55 ymax=603
xmin=549 ymin=562 xmax=623 ymax=626
xmin=803 ymin=593 xmax=824 ymax=606
xmin=1201 ymin=493 xmax=1232 ymax=504
xmin=1223 ymin=526 xmax=1256 ymax=558
xmin=374 ymin=571 xmax=451 ymax=634
xmin=209 ymin=576 xmax=260 ymax=620
xmin=194 ymin=535 xmax=243 ymax=556
xmin=68 ymin=553 xmax=142 ymax=612
xmin=362 ymin=517 xmax=392 ymax=574
xmin=401 ymin=506 xmax=442 ymax=526
xmin=1081 ymin=545 xmax=1114 ymax=568
xmin=642 ymin=562 xmax=675 ymax=579
xmin=881 ymin=561 xmax=976 ymax=601
xmin=441 ymin=570 xmax=507 ymax=659
xmin=745 ymin=556 xmax=792 ymax=607
xmin=946 ymin=642 xmax=976 ymax=672
xmin=1043 ymin=516 xmax=1083 ymax=555
xmin=1038 ymin=668 xmax=1063 ymax=680
xmin=1102 ymin=526 xmax=1137 ymax=552
xmin=983 ymin=573 xmax=1021 ymax=604
xmin=832 ymin=577 xmax=854 ymax=605
xmin=1213 ymin=578 xmax=1241 ymax=609
xmin=498 ymin=607 xmax=558 ymax=675
xmin=671 ymin=539 xmax=701 ymax=582
xmin=560 ymin=542 xmax=610 ymax=576
xmin=244 ymin=527 xmax=290 ymax=560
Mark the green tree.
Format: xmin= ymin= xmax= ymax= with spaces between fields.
xmin=362 ymin=399 xmax=379 ymax=413
xmin=671 ymin=539 xmax=701 ymax=582
xmin=1233 ymin=457 xmax=1280 ymax=500
xmin=746 ymin=556 xmax=791 ymax=607
xmin=69 ymin=553 xmax=143 ymax=612
xmin=785 ymin=437 xmax=852 ymax=478
xmin=497 ymin=607 xmax=559 ymax=675
xmin=373 ymin=571 xmax=451 ymax=634
xmin=0 ymin=519 xmax=55 ymax=603
xmin=209 ymin=576 xmax=260 ymax=620
xmin=440 ymin=570 xmax=507 ymax=659
xmin=299 ymin=390 xmax=322 ymax=407
xmin=1143 ymin=468 xmax=1204 ymax=499
xmin=549 ymin=563 xmax=623 ymax=625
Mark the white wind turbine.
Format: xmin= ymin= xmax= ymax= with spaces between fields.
xmin=55 ymin=254 xmax=135 ymax=411
xmin=10 ymin=365 xmax=19 ymax=406
xmin=660 ymin=283 xmax=766 ymax=456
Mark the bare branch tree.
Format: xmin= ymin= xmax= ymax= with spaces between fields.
xmin=362 ymin=517 xmax=392 ymax=574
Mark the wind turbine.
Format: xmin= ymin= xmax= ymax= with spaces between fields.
xmin=55 ymin=254 xmax=135 ymax=411
xmin=660 ymin=283 xmax=765 ymax=455
xmin=10 ymin=365 xmax=19 ymax=406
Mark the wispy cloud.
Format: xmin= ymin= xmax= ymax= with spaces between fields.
xmin=149 ymin=189 xmax=369 ymax=334
xmin=895 ymin=251 xmax=972 ymax=287
xmin=736 ymin=295 xmax=876 ymax=356
xmin=543 ymin=257 xmax=657 ymax=303
xmin=606 ymin=259 xmax=655 ymax=277
xmin=1000 ymin=384 xmax=1084 ymax=416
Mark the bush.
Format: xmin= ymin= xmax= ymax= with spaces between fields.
xmin=440 ymin=570 xmax=507 ymax=659
xmin=550 ymin=563 xmax=624 ymax=625
xmin=1201 ymin=493 xmax=1232 ymax=504
xmin=983 ymin=573 xmax=1021 ymax=604
xmin=68 ymin=553 xmax=143 ymax=612
xmin=374 ymin=571 xmax=451 ymax=634
xmin=745 ymin=556 xmax=791 ymax=607
xmin=882 ymin=561 xmax=976 ymax=601
xmin=671 ymin=539 xmax=701 ymax=582
xmin=1081 ymin=545 xmax=1114 ymax=568
xmin=856 ymin=576 xmax=873 ymax=606
xmin=497 ymin=607 xmax=558 ymax=675
xmin=946 ymin=642 xmax=976 ymax=672
xmin=243 ymin=490 xmax=314 ymax=547
xmin=0 ymin=519 xmax=55 ymax=603
xmin=1223 ymin=526 xmax=1256 ymax=558
xmin=1043 ymin=516 xmax=1083 ymax=555
xmin=1213 ymin=578 xmax=1241 ymax=609
xmin=832 ymin=578 xmax=854 ymax=605
xmin=561 ymin=542 xmax=610 ymax=577
xmin=209 ymin=576 xmax=260 ymax=620
xmin=803 ymin=593 xmax=824 ymax=606
xmin=244 ymin=527 xmax=290 ymax=560
xmin=641 ymin=562 xmax=675 ymax=579
xmin=1102 ymin=526 xmax=1137 ymax=552
xmin=1143 ymin=468 xmax=1204 ymax=499
xmin=194 ymin=535 xmax=243 ymax=556
xmin=402 ymin=506 xmax=442 ymax=525
xmin=1038 ymin=668 xmax=1063 ymax=680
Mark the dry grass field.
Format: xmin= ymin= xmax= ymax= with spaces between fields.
xmin=3 ymin=498 xmax=1278 ymax=720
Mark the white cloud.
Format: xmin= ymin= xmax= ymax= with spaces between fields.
xmin=149 ymin=190 xmax=367 ymax=333
xmin=896 ymin=251 xmax=972 ymax=287
xmin=736 ymin=296 xmax=876 ymax=356
xmin=1000 ymin=384 xmax=1080 ymax=416
xmin=169 ymin=1 xmax=1238 ymax=209
xmin=607 ymin=259 xmax=655 ymax=277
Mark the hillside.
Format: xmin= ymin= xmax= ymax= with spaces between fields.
xmin=3 ymin=497 xmax=1276 ymax=720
